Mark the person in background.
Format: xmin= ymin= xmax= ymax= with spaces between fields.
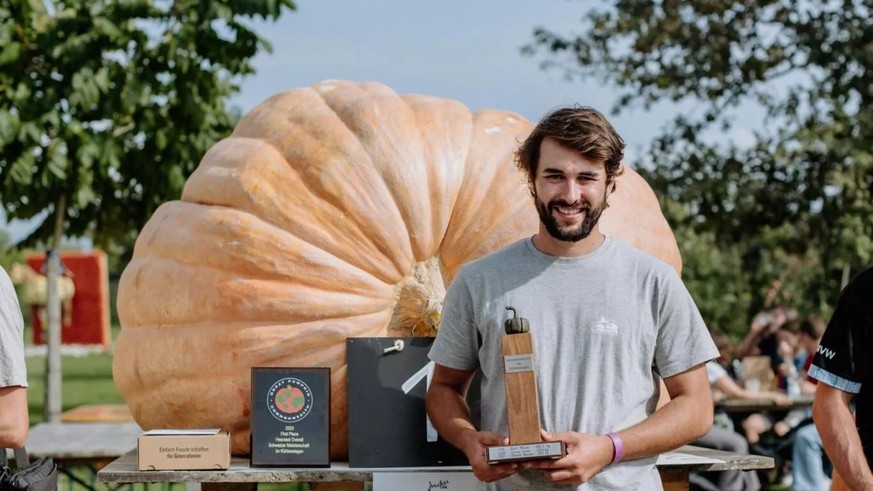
xmin=710 ymin=331 xmax=739 ymax=377
xmin=797 ymin=316 xmax=826 ymax=391
xmin=773 ymin=316 xmax=825 ymax=437
xmin=789 ymin=424 xmax=830 ymax=491
xmin=737 ymin=306 xmax=799 ymax=368
xmin=735 ymin=309 xmax=799 ymax=446
xmin=691 ymin=332 xmax=787 ymax=491
xmin=707 ymin=356 xmax=791 ymax=442
xmin=706 ymin=330 xmax=788 ymax=443
xmin=772 ymin=316 xmax=829 ymax=491
xmin=810 ymin=267 xmax=873 ymax=490
xmin=774 ymin=319 xmax=802 ymax=387
xmin=0 ymin=265 xmax=29 ymax=447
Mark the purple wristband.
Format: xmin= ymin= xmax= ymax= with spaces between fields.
xmin=607 ymin=432 xmax=623 ymax=464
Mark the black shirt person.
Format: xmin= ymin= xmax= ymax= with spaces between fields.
xmin=809 ymin=267 xmax=873 ymax=489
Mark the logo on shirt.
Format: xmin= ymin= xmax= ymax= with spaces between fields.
xmin=816 ymin=344 xmax=837 ymax=360
xmin=592 ymin=317 xmax=619 ymax=336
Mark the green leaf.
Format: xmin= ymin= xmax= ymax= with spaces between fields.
xmin=154 ymin=129 xmax=168 ymax=151
xmin=0 ymin=42 xmax=22 ymax=66
xmin=46 ymin=142 xmax=68 ymax=180
xmin=212 ymin=3 xmax=233 ymax=21
xmin=19 ymin=122 xmax=41 ymax=143
xmin=14 ymin=82 xmax=32 ymax=101
xmin=93 ymin=67 xmax=111 ymax=93
xmin=9 ymin=151 xmax=35 ymax=185
xmin=25 ymin=0 xmax=46 ymax=15
xmin=69 ymin=69 xmax=101 ymax=109
xmin=93 ymin=16 xmax=124 ymax=40
xmin=76 ymin=141 xmax=100 ymax=169
xmin=76 ymin=186 xmax=96 ymax=208
xmin=0 ymin=110 xmax=20 ymax=146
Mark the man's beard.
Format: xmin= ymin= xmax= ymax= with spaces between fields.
xmin=535 ymin=193 xmax=608 ymax=243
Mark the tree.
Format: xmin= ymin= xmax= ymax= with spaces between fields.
xmin=526 ymin=0 xmax=873 ymax=333
xmin=0 ymin=0 xmax=295 ymax=251
xmin=0 ymin=0 xmax=295 ymax=421
xmin=0 ymin=229 xmax=23 ymax=271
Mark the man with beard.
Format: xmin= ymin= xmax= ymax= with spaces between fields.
xmin=427 ymin=107 xmax=717 ymax=490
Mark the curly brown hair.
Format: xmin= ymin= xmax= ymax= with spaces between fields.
xmin=516 ymin=106 xmax=625 ymax=193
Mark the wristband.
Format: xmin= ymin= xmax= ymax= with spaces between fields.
xmin=607 ymin=432 xmax=623 ymax=464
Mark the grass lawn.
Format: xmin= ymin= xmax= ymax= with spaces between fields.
xmin=25 ymin=351 xmax=124 ymax=424
xmin=22 ymin=315 xmax=125 ymax=423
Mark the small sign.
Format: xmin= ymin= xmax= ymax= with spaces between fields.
xmin=347 ymin=337 xmax=480 ymax=467
xmin=138 ymin=429 xmax=230 ymax=470
xmin=250 ymin=367 xmax=330 ymax=467
xmin=373 ymin=471 xmax=476 ymax=490
xmin=504 ymin=354 xmax=534 ymax=373
xmin=486 ymin=442 xmax=564 ymax=463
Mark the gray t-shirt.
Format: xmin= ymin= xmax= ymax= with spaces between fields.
xmin=0 ymin=266 xmax=27 ymax=388
xmin=429 ymin=237 xmax=717 ymax=490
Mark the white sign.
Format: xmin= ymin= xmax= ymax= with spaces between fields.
xmin=402 ymin=360 xmax=438 ymax=442
xmin=373 ymin=471 xmax=477 ymax=491
xmin=504 ymin=354 xmax=534 ymax=373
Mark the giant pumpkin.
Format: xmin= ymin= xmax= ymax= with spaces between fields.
xmin=114 ymin=80 xmax=680 ymax=459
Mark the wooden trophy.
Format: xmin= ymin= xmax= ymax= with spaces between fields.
xmin=486 ymin=307 xmax=566 ymax=463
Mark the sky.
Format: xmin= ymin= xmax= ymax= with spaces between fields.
xmin=3 ymin=0 xmax=686 ymax=243
xmin=229 ymin=0 xmax=675 ymax=158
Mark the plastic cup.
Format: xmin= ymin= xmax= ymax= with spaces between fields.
xmin=746 ymin=379 xmax=761 ymax=393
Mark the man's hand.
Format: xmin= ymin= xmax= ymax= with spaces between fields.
xmin=427 ymin=364 xmax=520 ymax=483
xmin=463 ymin=431 xmax=520 ymax=483
xmin=522 ymin=430 xmax=614 ymax=485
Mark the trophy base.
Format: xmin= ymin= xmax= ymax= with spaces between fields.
xmin=486 ymin=441 xmax=567 ymax=464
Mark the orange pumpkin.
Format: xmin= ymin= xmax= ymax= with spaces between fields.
xmin=114 ymin=80 xmax=680 ymax=459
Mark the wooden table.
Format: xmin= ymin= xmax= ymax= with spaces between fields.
xmin=97 ymin=445 xmax=773 ymax=491
xmin=61 ymin=404 xmax=134 ymax=423
xmin=716 ymin=394 xmax=814 ymax=413
xmin=656 ymin=445 xmax=773 ymax=490
xmin=24 ymin=421 xmax=142 ymax=490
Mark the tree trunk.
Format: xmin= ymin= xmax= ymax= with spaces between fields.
xmin=44 ymin=195 xmax=66 ymax=423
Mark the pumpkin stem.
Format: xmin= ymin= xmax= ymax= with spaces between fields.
xmin=387 ymin=257 xmax=446 ymax=337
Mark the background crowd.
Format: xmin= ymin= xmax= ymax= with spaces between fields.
xmin=694 ymin=301 xmax=831 ymax=491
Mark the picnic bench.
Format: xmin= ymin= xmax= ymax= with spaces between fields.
xmin=716 ymin=393 xmax=814 ymax=413
xmin=25 ymin=402 xmax=136 ymax=490
xmin=61 ymin=404 xmax=134 ymax=423
xmin=97 ymin=445 xmax=773 ymax=491
xmin=24 ymin=420 xmax=142 ymax=490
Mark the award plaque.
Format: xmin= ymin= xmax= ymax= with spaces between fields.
xmin=250 ymin=367 xmax=330 ymax=467
xmin=486 ymin=308 xmax=566 ymax=464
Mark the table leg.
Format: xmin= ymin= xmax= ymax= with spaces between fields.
xmin=660 ymin=471 xmax=690 ymax=491
xmin=59 ymin=463 xmax=100 ymax=490
xmin=201 ymin=484 xmax=256 ymax=491
xmin=310 ymin=483 xmax=367 ymax=491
